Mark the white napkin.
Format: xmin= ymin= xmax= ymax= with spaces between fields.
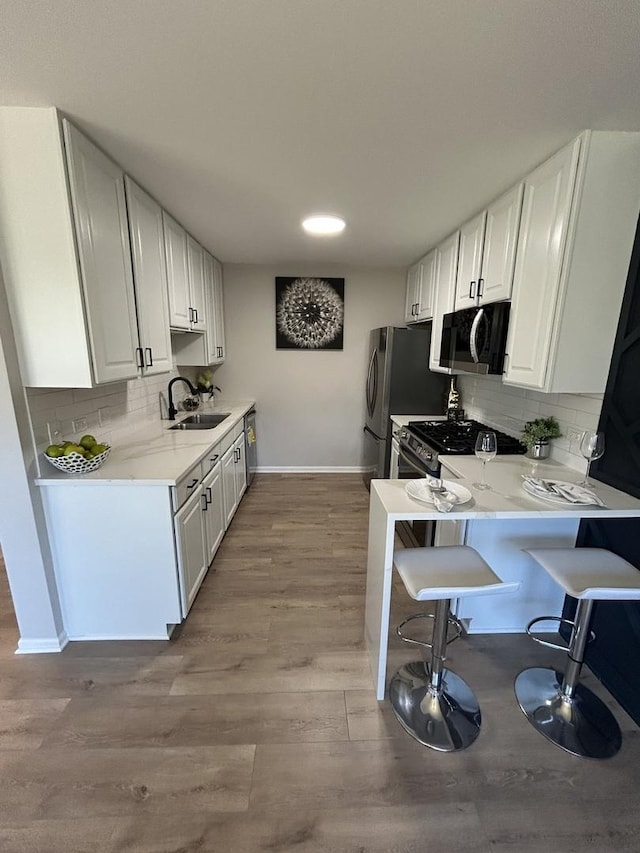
xmin=425 ymin=477 xmax=456 ymax=512
xmin=522 ymin=476 xmax=604 ymax=506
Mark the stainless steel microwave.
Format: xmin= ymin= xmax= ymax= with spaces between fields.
xmin=439 ymin=302 xmax=510 ymax=375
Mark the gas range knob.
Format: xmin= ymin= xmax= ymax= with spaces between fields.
xmin=400 ymin=428 xmax=408 ymax=440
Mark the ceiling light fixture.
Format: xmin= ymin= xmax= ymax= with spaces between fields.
xmin=302 ymin=214 xmax=346 ymax=235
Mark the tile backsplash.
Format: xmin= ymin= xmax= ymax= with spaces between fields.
xmin=26 ymin=366 xmax=202 ymax=465
xmin=456 ymin=374 xmax=603 ymax=472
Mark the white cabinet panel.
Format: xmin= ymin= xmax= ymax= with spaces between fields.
xmin=212 ymin=256 xmax=226 ymax=362
xmin=203 ymin=463 xmax=225 ymax=565
xmin=479 ymin=183 xmax=523 ymax=304
xmin=175 ymin=487 xmax=207 ymax=616
xmin=454 ymin=211 xmax=485 ymax=311
xmin=234 ymin=433 xmax=247 ymax=502
xmin=453 ymin=184 xmax=522 ymax=311
xmin=63 ymin=120 xmax=139 ymax=384
xmin=124 ymin=177 xmax=172 ymax=376
xmin=503 ymin=140 xmax=579 ymax=389
xmin=222 ymin=444 xmax=238 ymax=529
xmin=429 ymin=231 xmax=459 ymax=373
xmin=404 ymin=261 xmax=423 ymax=323
xmin=405 ymin=253 xmax=435 ymax=323
xmin=187 ymin=234 xmax=207 ymax=331
xmin=164 ymin=212 xmax=191 ymax=330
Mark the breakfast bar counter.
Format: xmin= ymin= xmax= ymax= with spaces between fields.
xmin=365 ymin=456 xmax=640 ymax=699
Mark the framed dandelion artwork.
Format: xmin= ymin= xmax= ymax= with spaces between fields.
xmin=275 ymin=277 xmax=345 ymax=350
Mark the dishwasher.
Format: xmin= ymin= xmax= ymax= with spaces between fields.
xmin=244 ymin=407 xmax=257 ymax=486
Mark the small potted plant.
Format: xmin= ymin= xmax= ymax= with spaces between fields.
xmin=521 ymin=416 xmax=563 ymax=459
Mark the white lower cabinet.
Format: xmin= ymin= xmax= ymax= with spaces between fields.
xmin=222 ymin=429 xmax=247 ymax=529
xmin=175 ymin=487 xmax=208 ymax=616
xmin=40 ymin=416 xmax=251 ymax=640
xmin=174 ymin=459 xmax=225 ymax=615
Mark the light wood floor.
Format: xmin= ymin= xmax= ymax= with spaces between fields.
xmin=0 ymin=473 xmax=639 ymax=852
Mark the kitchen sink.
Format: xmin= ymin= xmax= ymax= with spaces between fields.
xmin=169 ymin=413 xmax=231 ymax=430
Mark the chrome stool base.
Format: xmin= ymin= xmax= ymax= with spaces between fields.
xmin=389 ymin=660 xmax=481 ymax=752
xmin=514 ymin=667 xmax=622 ymax=760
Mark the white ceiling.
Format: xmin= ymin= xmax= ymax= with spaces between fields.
xmin=2 ymin=1 xmax=640 ymax=267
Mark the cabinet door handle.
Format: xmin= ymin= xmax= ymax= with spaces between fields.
xmin=145 ymin=347 xmax=153 ymax=367
xmin=469 ymin=281 xmax=476 ymax=299
xmin=210 ymin=453 xmax=219 ymax=465
xmin=136 ymin=347 xmax=144 ymax=369
xmin=193 ymin=308 xmax=198 ymax=324
xmin=201 ymin=493 xmax=208 ymax=511
xmin=188 ymin=307 xmax=193 ymax=322
xmin=478 ymin=278 xmax=484 ymax=298
xmin=187 ymin=478 xmax=198 ymax=490
xmin=206 ymin=486 xmax=212 ymax=505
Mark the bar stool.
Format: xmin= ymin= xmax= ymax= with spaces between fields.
xmin=389 ymin=545 xmax=520 ymax=752
xmin=515 ymin=547 xmax=640 ymax=760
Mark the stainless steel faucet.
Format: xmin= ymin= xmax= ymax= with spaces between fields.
xmin=167 ymin=376 xmax=199 ymax=420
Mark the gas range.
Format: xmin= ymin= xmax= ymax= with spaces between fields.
xmin=398 ymin=418 xmax=525 ymax=474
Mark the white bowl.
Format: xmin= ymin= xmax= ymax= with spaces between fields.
xmin=43 ymin=446 xmax=111 ymax=475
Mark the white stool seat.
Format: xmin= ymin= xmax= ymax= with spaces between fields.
xmin=525 ymin=547 xmax=640 ymax=600
xmin=515 ymin=546 xmax=639 ymax=759
xmin=394 ymin=545 xmax=520 ymax=601
xmin=389 ymin=545 xmax=517 ymax=752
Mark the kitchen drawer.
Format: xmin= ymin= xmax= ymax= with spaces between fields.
xmin=218 ymin=428 xmax=235 ymax=457
xmin=174 ymin=460 xmax=204 ymax=510
xmin=202 ymin=441 xmax=222 ymax=474
xmin=233 ymin=421 xmax=244 ymax=441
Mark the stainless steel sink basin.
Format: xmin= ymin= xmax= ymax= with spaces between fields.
xmin=169 ymin=413 xmax=230 ymax=430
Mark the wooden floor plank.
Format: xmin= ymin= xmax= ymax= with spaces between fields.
xmin=0 ymin=472 xmax=639 ymax=852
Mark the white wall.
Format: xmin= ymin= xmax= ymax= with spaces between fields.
xmin=212 ymin=264 xmax=405 ymax=469
xmin=0 ymin=268 xmax=66 ymax=652
xmin=457 ymin=374 xmax=602 ymax=472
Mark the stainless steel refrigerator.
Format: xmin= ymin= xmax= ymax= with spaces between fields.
xmin=362 ymin=326 xmax=447 ymax=488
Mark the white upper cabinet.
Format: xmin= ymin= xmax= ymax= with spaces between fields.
xmin=164 ymin=215 xmax=207 ymax=333
xmin=212 ymin=256 xmax=226 ymax=362
xmin=124 ymin=177 xmax=172 ymax=376
xmin=453 ymin=183 xmax=523 ymax=311
xmin=504 ymin=131 xmax=640 ymax=393
xmin=479 ymin=183 xmax=523 ymax=305
xmin=405 ymin=250 xmax=435 ymax=323
xmin=186 ymin=234 xmax=207 ymax=332
xmin=0 ymin=108 xmax=144 ymax=387
xmin=454 ymin=211 xmax=486 ymax=311
xmin=172 ymin=250 xmax=226 ymax=368
xmin=404 ymin=260 xmax=423 ymax=323
xmin=63 ymin=121 xmax=141 ymax=384
xmin=204 ymin=252 xmax=226 ymax=364
xmin=163 ymin=213 xmax=191 ymax=330
xmin=429 ymin=231 xmax=460 ymax=373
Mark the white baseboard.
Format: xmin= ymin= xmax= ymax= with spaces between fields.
xmin=256 ymin=466 xmax=366 ymax=474
xmin=15 ymin=629 xmax=69 ymax=654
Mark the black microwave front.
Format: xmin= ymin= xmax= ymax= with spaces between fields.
xmin=439 ymin=302 xmax=511 ymax=375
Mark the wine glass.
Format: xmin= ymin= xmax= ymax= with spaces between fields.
xmin=474 ymin=430 xmax=497 ymax=490
xmin=578 ymin=431 xmax=605 ymax=486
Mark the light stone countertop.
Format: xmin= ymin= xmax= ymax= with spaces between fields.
xmin=36 ymin=400 xmax=255 ymax=486
xmin=374 ymin=454 xmax=640 ymax=520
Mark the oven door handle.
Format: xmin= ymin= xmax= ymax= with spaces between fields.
xmin=398 ymin=444 xmax=433 ymax=477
